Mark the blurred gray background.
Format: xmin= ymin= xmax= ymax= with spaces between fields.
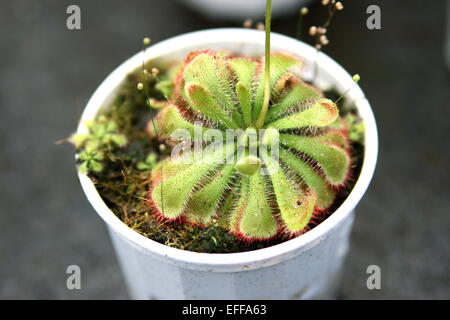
xmin=1 ymin=0 xmax=449 ymax=299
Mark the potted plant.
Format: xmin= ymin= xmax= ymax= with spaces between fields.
xmin=71 ymin=0 xmax=377 ymax=299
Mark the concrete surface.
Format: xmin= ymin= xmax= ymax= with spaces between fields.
xmin=0 ymin=0 xmax=449 ymax=299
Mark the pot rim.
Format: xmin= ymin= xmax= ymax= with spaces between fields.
xmin=77 ymin=28 xmax=378 ymax=272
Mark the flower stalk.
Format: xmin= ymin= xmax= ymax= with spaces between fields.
xmin=255 ymin=0 xmax=272 ymax=129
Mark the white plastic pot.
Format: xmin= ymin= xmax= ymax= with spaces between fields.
xmin=77 ymin=29 xmax=378 ymax=299
xmin=177 ymin=0 xmax=309 ymax=21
